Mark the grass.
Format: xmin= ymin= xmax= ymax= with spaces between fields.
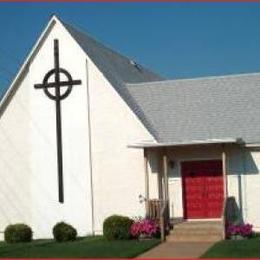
xmin=201 ymin=235 xmax=260 ymax=258
xmin=0 ymin=236 xmax=160 ymax=258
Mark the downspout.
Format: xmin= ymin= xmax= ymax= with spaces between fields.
xmin=85 ymin=58 xmax=95 ymax=235
xmin=241 ymin=146 xmax=247 ymax=221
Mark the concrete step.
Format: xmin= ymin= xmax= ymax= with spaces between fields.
xmin=173 ymin=221 xmax=222 ymax=229
xmin=167 ymin=221 xmax=223 ymax=242
xmin=171 ymin=228 xmax=222 ymax=236
xmin=167 ymin=234 xmax=222 ymax=242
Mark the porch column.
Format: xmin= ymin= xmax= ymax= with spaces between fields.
xmin=161 ymin=150 xmax=170 ymax=241
xmin=144 ymin=148 xmax=149 ymax=215
xmin=157 ymin=150 xmax=163 ymax=199
xmin=162 ymin=152 xmax=169 ymax=201
xmin=221 ymin=144 xmax=228 ymax=239
xmin=222 ymin=145 xmax=228 ymax=199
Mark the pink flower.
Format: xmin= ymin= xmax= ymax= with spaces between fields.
xmin=130 ymin=218 xmax=159 ymax=238
xmin=226 ymin=223 xmax=253 ymax=238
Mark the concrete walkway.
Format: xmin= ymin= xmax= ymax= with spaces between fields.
xmin=137 ymin=241 xmax=215 ymax=259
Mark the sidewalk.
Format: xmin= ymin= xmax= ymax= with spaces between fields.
xmin=137 ymin=241 xmax=215 ymax=258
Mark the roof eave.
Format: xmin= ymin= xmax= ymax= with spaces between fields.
xmin=127 ymin=138 xmax=244 ymax=148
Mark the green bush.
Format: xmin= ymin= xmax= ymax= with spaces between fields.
xmin=103 ymin=215 xmax=133 ymax=240
xmin=52 ymin=222 xmax=77 ymax=242
xmin=4 ymin=223 xmax=33 ymax=243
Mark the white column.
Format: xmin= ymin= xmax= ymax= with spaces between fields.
xmin=144 ymin=148 xmax=149 ymax=215
xmin=157 ymin=149 xmax=163 ymax=199
xmin=222 ymin=145 xmax=228 ymax=199
xmin=163 ymin=153 xmax=169 ymax=201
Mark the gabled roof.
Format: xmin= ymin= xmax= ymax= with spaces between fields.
xmin=59 ymin=20 xmax=260 ymax=145
xmin=61 ymin=20 xmax=164 ymax=138
xmin=126 ymin=73 xmax=260 ymax=144
xmin=2 ymin=16 xmax=260 ymax=145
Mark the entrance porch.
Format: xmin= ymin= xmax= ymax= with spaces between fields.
xmin=131 ymin=139 xmax=244 ymax=241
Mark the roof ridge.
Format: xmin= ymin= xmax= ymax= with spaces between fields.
xmin=126 ymin=71 xmax=260 ymax=87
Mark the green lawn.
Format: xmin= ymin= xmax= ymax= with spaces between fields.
xmin=201 ymin=235 xmax=260 ymax=258
xmin=0 ymin=236 xmax=160 ymax=258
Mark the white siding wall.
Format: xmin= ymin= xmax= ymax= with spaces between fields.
xmin=0 ymin=18 xmax=154 ymax=238
xmin=239 ymin=149 xmax=260 ymax=231
xmin=87 ymin=61 xmax=154 ymax=234
xmin=0 ymin=70 xmax=31 ymax=239
xmin=0 ymin=21 xmax=94 ymax=238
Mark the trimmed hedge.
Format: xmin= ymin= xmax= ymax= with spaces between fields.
xmin=4 ymin=224 xmax=33 ymax=243
xmin=103 ymin=215 xmax=133 ymax=240
xmin=52 ymin=222 xmax=77 ymax=242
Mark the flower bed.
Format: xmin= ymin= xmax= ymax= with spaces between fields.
xmin=226 ymin=223 xmax=253 ymax=239
xmin=130 ymin=218 xmax=160 ymax=239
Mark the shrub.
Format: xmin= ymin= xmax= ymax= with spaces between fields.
xmin=52 ymin=222 xmax=77 ymax=242
xmin=226 ymin=223 xmax=253 ymax=238
xmin=103 ymin=215 xmax=133 ymax=240
xmin=130 ymin=217 xmax=160 ymax=239
xmin=4 ymin=223 xmax=33 ymax=243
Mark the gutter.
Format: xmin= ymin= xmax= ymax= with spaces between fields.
xmin=128 ymin=138 xmax=243 ymax=148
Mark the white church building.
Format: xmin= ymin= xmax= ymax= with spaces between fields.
xmin=0 ymin=15 xmax=260 ymax=239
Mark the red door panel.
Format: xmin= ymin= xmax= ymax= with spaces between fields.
xmin=181 ymin=160 xmax=224 ymax=219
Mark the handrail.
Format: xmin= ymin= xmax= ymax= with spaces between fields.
xmin=159 ymin=200 xmax=168 ymax=241
xmin=146 ymin=199 xmax=169 ymax=242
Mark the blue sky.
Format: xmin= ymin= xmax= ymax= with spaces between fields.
xmin=1 ymin=3 xmax=260 ymax=93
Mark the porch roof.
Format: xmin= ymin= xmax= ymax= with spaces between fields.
xmin=128 ymin=138 xmax=242 ymax=148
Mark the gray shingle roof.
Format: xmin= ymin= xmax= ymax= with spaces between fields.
xmin=62 ymin=22 xmax=163 ymax=86
xmin=62 ymin=21 xmax=164 ymax=138
xmin=126 ymin=73 xmax=260 ymax=144
xmin=62 ymin=21 xmax=260 ymax=144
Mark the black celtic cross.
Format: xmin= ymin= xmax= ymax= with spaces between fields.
xmin=34 ymin=39 xmax=82 ymax=203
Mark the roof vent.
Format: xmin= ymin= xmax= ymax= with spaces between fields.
xmin=130 ymin=60 xmax=142 ymax=71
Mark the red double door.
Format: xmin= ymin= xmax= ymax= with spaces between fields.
xmin=181 ymin=160 xmax=224 ymax=219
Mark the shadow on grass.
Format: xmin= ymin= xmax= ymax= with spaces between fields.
xmin=0 ymin=236 xmax=160 ymax=258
